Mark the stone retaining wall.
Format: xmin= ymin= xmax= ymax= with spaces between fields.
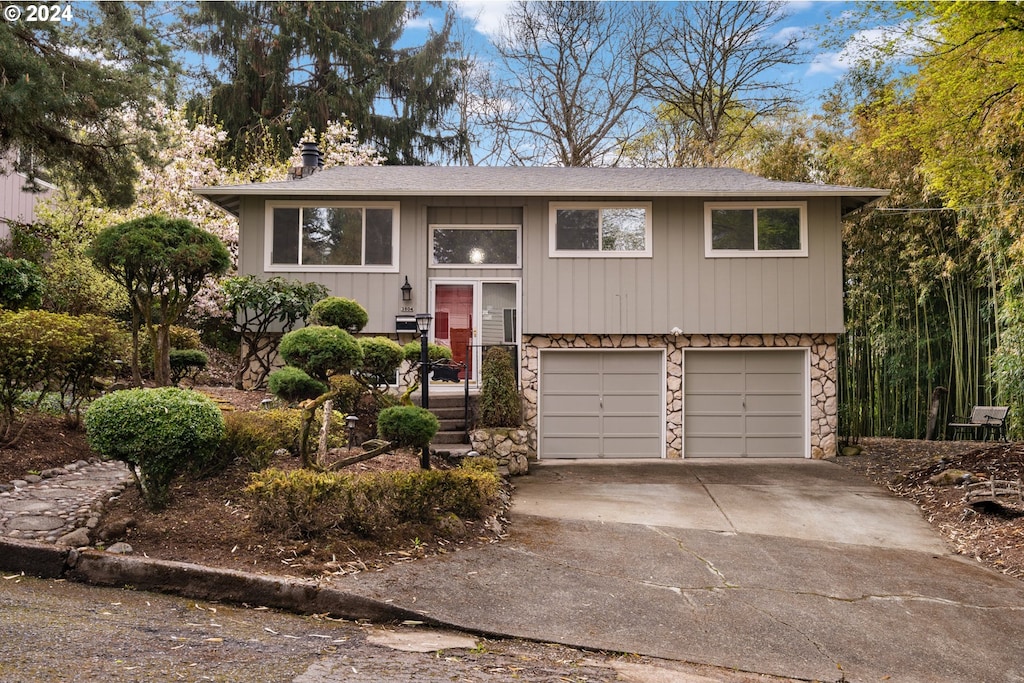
xmin=521 ymin=333 xmax=838 ymax=460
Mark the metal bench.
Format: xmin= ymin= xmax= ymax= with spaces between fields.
xmin=947 ymin=406 xmax=1009 ymax=441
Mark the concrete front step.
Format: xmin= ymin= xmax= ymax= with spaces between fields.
xmin=433 ymin=431 xmax=470 ymax=444
xmin=438 ymin=419 xmax=466 ymax=432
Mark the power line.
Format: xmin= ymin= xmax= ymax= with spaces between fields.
xmin=874 ymin=198 xmax=1024 ymax=214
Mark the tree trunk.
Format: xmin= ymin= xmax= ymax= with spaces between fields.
xmin=154 ymin=323 xmax=173 ymax=387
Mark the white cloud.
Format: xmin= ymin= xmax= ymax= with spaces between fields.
xmin=453 ymin=0 xmax=513 ymax=39
xmin=807 ymin=22 xmax=925 ymax=76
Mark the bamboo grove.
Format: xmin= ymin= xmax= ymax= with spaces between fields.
xmin=830 ymin=2 xmax=1024 ymax=441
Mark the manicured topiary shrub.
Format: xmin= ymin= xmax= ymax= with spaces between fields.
xmin=278 ymin=325 xmax=363 ymax=380
xmin=268 ymin=366 xmax=329 ymax=403
xmin=477 ymin=346 xmax=522 ymax=427
xmin=377 ymin=405 xmax=439 ymax=449
xmin=309 ymin=296 xmax=369 ymax=332
xmin=169 ymin=349 xmax=208 ymax=385
xmin=0 ymin=257 xmax=44 ymax=310
xmin=85 ymin=387 xmax=225 ymax=509
xmin=358 ymin=336 xmax=404 ymax=385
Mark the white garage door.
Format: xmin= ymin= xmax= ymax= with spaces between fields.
xmin=539 ymin=351 xmax=663 ymax=459
xmin=684 ymin=350 xmax=806 ymax=457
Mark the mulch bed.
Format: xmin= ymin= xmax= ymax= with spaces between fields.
xmin=837 ymin=438 xmax=1024 ymax=580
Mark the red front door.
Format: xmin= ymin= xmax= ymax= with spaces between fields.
xmin=433 ymin=284 xmax=473 ymax=380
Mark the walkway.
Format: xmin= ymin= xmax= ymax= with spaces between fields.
xmin=0 ymin=460 xmax=131 ymax=543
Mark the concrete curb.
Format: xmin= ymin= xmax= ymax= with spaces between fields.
xmin=0 ymin=538 xmax=434 ymax=625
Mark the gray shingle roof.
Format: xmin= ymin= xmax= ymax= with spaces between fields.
xmin=194 ymin=166 xmax=888 ymax=216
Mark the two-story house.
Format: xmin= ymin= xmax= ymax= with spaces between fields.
xmin=196 ymin=166 xmax=887 ymax=460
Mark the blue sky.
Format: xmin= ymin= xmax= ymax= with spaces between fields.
xmin=407 ymin=0 xmax=906 ymax=112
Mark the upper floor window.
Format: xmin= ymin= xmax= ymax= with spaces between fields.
xmin=549 ymin=203 xmax=652 ymax=257
xmin=266 ymin=202 xmax=399 ymax=271
xmin=704 ymin=202 xmax=807 ymax=257
xmin=430 ymin=225 xmax=521 ymax=267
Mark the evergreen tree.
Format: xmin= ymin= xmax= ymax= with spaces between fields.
xmin=0 ymin=2 xmax=177 ymax=207
xmin=186 ymin=1 xmax=463 ymax=166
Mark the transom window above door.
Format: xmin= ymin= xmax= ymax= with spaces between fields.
xmin=430 ymin=225 xmax=521 ymax=267
xmin=549 ymin=203 xmax=652 ymax=257
xmin=266 ymin=202 xmax=399 ymax=271
xmin=704 ymin=202 xmax=807 ymax=257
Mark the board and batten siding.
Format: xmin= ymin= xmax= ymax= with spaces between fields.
xmin=238 ymin=196 xmax=524 ymax=335
xmin=522 ymin=196 xmax=844 ymax=336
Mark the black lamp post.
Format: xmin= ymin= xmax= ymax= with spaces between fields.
xmin=415 ymin=313 xmax=433 ymax=470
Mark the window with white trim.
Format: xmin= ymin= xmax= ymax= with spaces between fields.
xmin=704 ymin=202 xmax=807 ymax=257
xmin=549 ymin=203 xmax=652 ymax=257
xmin=430 ymin=225 xmax=521 ymax=267
xmin=266 ymin=202 xmax=399 ymax=271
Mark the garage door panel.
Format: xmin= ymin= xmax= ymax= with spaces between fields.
xmin=603 ymin=414 xmax=663 ymax=435
xmin=540 ymin=351 xmax=663 ymax=459
xmin=687 ymin=414 xmax=743 ymax=433
xmin=602 ymin=393 xmax=662 ymax=413
xmin=691 ymin=353 xmax=745 ymax=373
xmin=687 ymin=373 xmax=744 ymax=393
xmin=688 ymin=393 xmax=744 ymax=412
xmin=544 ymin=374 xmax=602 ymax=393
xmin=746 ymin=372 xmax=803 ymax=393
xmin=602 ymin=436 xmax=663 ymax=458
xmin=685 ymin=350 xmax=806 ymax=458
xmin=605 ymin=374 xmax=662 ymax=392
xmin=543 ymin=436 xmax=601 ymax=457
xmin=746 ymin=415 xmax=804 ymax=435
xmin=745 ymin=435 xmax=805 ymax=457
xmin=544 ymin=394 xmax=602 ymax=414
xmin=687 ymin=436 xmax=744 ymax=457
xmin=745 ymin=393 xmax=802 ymax=413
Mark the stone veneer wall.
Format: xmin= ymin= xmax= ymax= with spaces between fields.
xmin=521 ymin=333 xmax=838 ymax=460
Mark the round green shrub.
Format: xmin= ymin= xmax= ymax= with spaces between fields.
xmin=402 ymin=341 xmax=453 ymax=363
xmin=359 ymin=336 xmax=404 ymax=382
xmin=278 ymin=325 xmax=363 ymax=380
xmin=377 ymin=405 xmax=439 ymax=449
xmin=309 ymin=296 xmax=369 ymax=332
xmin=477 ymin=346 xmax=522 ymax=427
xmin=0 ymin=257 xmax=44 ymax=310
xmin=85 ymin=387 xmax=225 ymax=509
xmin=268 ymin=366 xmax=329 ymax=403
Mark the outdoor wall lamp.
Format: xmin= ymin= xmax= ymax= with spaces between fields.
xmin=401 ymin=276 xmax=412 ymax=302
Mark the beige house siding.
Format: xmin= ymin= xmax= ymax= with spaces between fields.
xmin=523 ymin=196 xmax=844 ymax=336
xmin=239 ymin=194 xmax=842 ymax=337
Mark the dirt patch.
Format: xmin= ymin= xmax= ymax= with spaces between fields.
xmin=837 ymin=438 xmax=1024 ymax=580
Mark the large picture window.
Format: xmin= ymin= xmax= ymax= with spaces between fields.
xmin=549 ymin=203 xmax=652 ymax=257
xmin=430 ymin=225 xmax=521 ymax=267
xmin=704 ymin=202 xmax=807 ymax=257
xmin=266 ymin=202 xmax=399 ymax=271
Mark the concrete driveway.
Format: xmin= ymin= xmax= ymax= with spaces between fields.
xmin=343 ymin=459 xmax=1024 ymax=682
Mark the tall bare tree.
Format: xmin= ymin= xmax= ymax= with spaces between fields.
xmin=483 ymin=1 xmax=655 ymax=167
xmin=643 ymin=0 xmax=804 ymax=166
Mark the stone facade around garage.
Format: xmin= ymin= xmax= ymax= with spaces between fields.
xmin=521 ymin=333 xmax=838 ymax=460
